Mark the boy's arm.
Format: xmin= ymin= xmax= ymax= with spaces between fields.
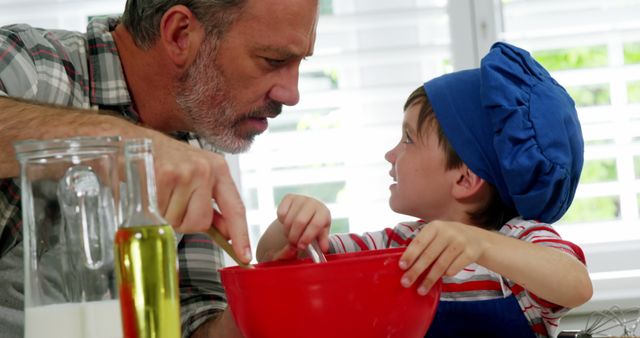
xmin=257 ymin=194 xmax=331 ymax=262
xmin=400 ymin=221 xmax=592 ymax=309
xmin=256 ymin=219 xmax=293 ymax=262
xmin=191 ymin=309 xmax=243 ymax=338
xmin=477 ymin=229 xmax=592 ymax=308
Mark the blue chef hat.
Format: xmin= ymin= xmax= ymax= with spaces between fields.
xmin=423 ymin=42 xmax=584 ymax=223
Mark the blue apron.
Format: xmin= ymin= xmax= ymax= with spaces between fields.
xmin=425 ymin=294 xmax=538 ymax=338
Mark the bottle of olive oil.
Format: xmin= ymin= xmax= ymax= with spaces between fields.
xmin=115 ymin=139 xmax=180 ymax=338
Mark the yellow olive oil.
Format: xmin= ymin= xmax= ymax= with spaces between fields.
xmin=115 ymin=224 xmax=180 ymax=338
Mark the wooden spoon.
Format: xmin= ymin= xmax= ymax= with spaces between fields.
xmin=206 ymin=226 xmax=253 ymax=269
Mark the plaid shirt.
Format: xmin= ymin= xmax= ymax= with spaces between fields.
xmin=0 ymin=18 xmax=226 ymax=338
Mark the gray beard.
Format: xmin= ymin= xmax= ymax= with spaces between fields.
xmin=175 ymin=39 xmax=252 ymax=154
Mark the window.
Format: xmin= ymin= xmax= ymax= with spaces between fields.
xmin=490 ymin=0 xmax=640 ymax=319
xmin=500 ymin=0 xmax=640 ymax=246
xmin=452 ymin=0 xmax=640 ymax=320
xmin=3 ymin=0 xmax=640 ymax=320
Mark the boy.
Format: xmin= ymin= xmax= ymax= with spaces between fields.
xmin=257 ymin=42 xmax=592 ymax=338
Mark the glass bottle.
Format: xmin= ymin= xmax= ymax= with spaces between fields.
xmin=114 ymin=139 xmax=181 ymax=338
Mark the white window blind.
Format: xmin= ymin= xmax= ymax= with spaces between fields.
xmin=0 ymin=0 xmax=124 ymax=30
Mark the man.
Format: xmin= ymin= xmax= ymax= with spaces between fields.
xmin=0 ymin=0 xmax=319 ymax=337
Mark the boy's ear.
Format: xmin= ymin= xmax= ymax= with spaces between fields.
xmin=158 ymin=5 xmax=205 ymax=69
xmin=451 ymin=164 xmax=486 ymax=200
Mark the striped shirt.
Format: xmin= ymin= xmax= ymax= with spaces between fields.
xmin=328 ymin=217 xmax=586 ymax=338
xmin=0 ymin=18 xmax=226 ymax=338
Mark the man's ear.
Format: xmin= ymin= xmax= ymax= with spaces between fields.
xmin=451 ymin=164 xmax=486 ymax=200
xmin=158 ymin=5 xmax=205 ymax=69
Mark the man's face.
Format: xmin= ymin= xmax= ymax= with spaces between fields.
xmin=176 ymin=0 xmax=319 ymax=153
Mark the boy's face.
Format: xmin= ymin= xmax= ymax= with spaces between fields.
xmin=384 ymin=103 xmax=457 ymax=220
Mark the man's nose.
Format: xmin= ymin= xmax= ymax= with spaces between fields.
xmin=268 ymin=65 xmax=300 ymax=106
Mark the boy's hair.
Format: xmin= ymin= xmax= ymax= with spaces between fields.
xmin=404 ymin=86 xmax=518 ymax=230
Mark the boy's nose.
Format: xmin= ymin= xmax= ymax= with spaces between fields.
xmin=385 ymin=147 xmax=396 ymax=163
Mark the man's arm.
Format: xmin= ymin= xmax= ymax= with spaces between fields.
xmin=0 ymin=96 xmax=142 ymax=178
xmin=0 ymin=96 xmax=251 ymax=261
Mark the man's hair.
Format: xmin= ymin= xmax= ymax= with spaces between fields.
xmin=404 ymin=86 xmax=518 ymax=230
xmin=121 ymin=0 xmax=247 ymax=49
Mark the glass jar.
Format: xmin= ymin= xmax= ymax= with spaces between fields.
xmin=14 ymin=136 xmax=122 ymax=338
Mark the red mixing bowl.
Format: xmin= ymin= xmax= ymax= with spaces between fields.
xmin=220 ymin=247 xmax=441 ymax=338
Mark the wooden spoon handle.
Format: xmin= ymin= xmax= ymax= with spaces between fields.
xmin=206 ymin=226 xmax=253 ymax=269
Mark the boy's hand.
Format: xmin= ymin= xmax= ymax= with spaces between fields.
xmin=398 ymin=220 xmax=488 ymax=295
xmin=275 ymin=194 xmax=331 ymax=258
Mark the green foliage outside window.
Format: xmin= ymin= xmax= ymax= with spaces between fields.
xmin=268 ymin=122 xmax=298 ymax=133
xmin=273 ymin=162 xmax=344 ymax=172
xmin=273 ymin=181 xmax=346 ymax=206
xmin=442 ymin=58 xmax=453 ymax=74
xmin=331 ymin=218 xmax=349 ymax=234
xmin=87 ymin=14 xmax=119 ymax=22
xmin=628 ymin=81 xmax=640 ymax=103
xmin=302 ymin=70 xmax=339 ymax=89
xmin=581 ymin=159 xmax=617 ymax=183
xmin=585 ymin=139 xmax=614 ymax=146
xmin=270 ymin=108 xmax=339 ymax=132
xmin=562 ymin=196 xmax=620 ymax=223
xmin=635 ymin=156 xmax=640 ymax=179
xmin=567 ymin=84 xmax=611 ymax=107
xmin=624 ymin=41 xmax=640 ymax=64
xmin=533 ymin=46 xmax=608 ymax=71
xmin=297 ymin=109 xmax=341 ymax=131
xmin=325 ymin=69 xmax=339 ymax=88
xmin=320 ymin=0 xmax=333 ymax=15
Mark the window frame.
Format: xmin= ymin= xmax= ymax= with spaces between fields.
xmin=1 ymin=0 xmax=637 ymax=317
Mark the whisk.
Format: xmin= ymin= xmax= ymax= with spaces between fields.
xmin=558 ymin=305 xmax=640 ymax=337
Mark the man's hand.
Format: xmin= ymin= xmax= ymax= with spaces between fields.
xmin=151 ymin=135 xmax=251 ymax=263
xmin=0 ymin=97 xmax=251 ymax=263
